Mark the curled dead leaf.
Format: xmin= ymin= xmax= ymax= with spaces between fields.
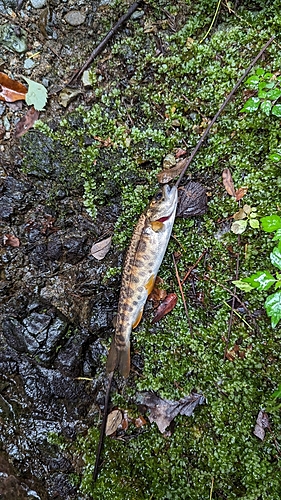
xmin=91 ymin=236 xmax=112 ymax=260
xmin=14 ymin=106 xmax=40 ymax=138
xmin=134 ymin=415 xmax=147 ymax=428
xmin=157 ymin=158 xmax=187 ymax=184
xmin=176 ymin=182 xmax=207 ymax=217
xmin=152 ymin=293 xmax=177 ymax=323
xmin=222 ymin=168 xmax=236 ymax=197
xmin=253 ymin=410 xmax=270 ymax=441
xmin=235 ymin=186 xmax=248 ymax=201
xmin=0 ymin=72 xmax=27 ymax=103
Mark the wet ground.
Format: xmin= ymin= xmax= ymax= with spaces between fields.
xmin=0 ymin=1 xmax=127 ymax=497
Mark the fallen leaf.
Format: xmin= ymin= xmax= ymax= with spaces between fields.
xmin=222 ymin=168 xmax=236 ymax=197
xmin=148 ymin=276 xmax=167 ymax=306
xmin=175 ymin=148 xmax=187 ymax=158
xmin=0 ymin=72 xmax=27 ymax=103
xmin=91 ymin=236 xmax=112 ymax=260
xmin=157 ymin=158 xmax=187 ymax=183
xmin=235 ymin=186 xmax=248 ymax=201
xmin=176 ymin=182 xmax=207 ymax=217
xmin=152 ymin=293 xmax=177 ymax=323
xmin=59 ymin=88 xmax=82 ymax=107
xmin=105 ymin=409 xmax=123 ymax=436
xmin=22 ymin=76 xmax=48 ymax=111
xmin=14 ymin=106 xmax=40 ymax=138
xmin=3 ymin=234 xmax=20 ymax=247
xmin=142 ymin=391 xmax=205 ymax=433
xmin=253 ymin=410 xmax=270 ymax=441
xmin=122 ymin=410 xmax=129 ymax=431
xmin=134 ymin=415 xmax=147 ymax=428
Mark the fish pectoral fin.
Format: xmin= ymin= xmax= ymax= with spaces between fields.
xmin=132 ymin=307 xmax=144 ymax=329
xmin=145 ymin=274 xmax=155 ymax=296
xmin=150 ymin=221 xmax=164 ymax=232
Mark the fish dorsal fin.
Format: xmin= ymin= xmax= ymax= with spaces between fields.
xmin=132 ymin=307 xmax=144 ymax=329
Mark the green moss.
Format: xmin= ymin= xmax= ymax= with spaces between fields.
xmin=21 ymin=0 xmax=281 ymax=497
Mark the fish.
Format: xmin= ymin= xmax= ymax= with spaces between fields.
xmin=106 ymin=184 xmax=178 ymax=377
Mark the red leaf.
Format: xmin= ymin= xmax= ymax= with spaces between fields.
xmin=152 ymin=293 xmax=177 ymax=323
xmin=14 ymin=106 xmax=40 ymax=138
xmin=235 ymin=186 xmax=248 ymax=201
xmin=0 ymin=72 xmax=27 ymax=103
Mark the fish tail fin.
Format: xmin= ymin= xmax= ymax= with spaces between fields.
xmin=106 ymin=340 xmax=130 ymax=378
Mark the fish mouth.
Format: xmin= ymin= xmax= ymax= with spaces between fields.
xmin=154 ymin=185 xmax=178 ymax=223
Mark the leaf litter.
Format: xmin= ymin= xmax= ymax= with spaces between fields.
xmin=141 ymin=391 xmax=205 ymax=433
xmin=91 ymin=236 xmax=112 ymax=260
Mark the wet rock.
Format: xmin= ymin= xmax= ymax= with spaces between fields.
xmin=2 ymin=317 xmax=28 ymax=353
xmin=64 ymin=10 xmax=86 ymax=26
xmin=0 ymin=24 xmax=27 ymax=53
xmin=0 ymin=195 xmax=14 ymax=219
xmin=54 ymin=330 xmax=89 ymax=377
xmin=30 ymin=0 xmax=47 ymax=8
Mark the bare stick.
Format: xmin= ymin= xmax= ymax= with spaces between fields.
xmin=93 ymin=370 xmax=114 ymax=482
xmin=181 ymin=249 xmax=208 ymax=285
xmin=175 ymin=35 xmax=275 ymax=188
xmin=172 ymin=253 xmax=193 ymax=336
xmin=68 ymin=1 xmax=143 ymax=85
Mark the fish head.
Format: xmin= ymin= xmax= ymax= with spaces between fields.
xmin=147 ymin=184 xmax=178 ymax=223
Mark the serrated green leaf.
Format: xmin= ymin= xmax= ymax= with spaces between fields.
xmin=231 ymin=219 xmax=247 ymax=234
xmin=260 ymin=215 xmax=281 ymax=232
xmin=265 ymin=291 xmax=281 ymax=328
xmin=270 ymin=247 xmax=281 ymax=270
xmin=244 ymin=271 xmax=276 ymax=290
xmin=272 ymin=229 xmax=281 ymax=241
xmin=22 ymin=76 xmax=48 ymax=111
xmin=249 ymin=218 xmax=259 ymax=229
xmin=241 ymin=97 xmax=260 ymax=113
xmin=232 ymin=280 xmax=254 ymax=292
xmin=269 ymin=152 xmax=281 ymax=162
xmin=260 ymin=100 xmax=272 ymax=116
xmin=272 ymin=104 xmax=281 ymax=117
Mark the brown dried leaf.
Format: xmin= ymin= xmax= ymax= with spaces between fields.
xmin=235 ymin=186 xmax=248 ymax=201
xmin=142 ymin=391 xmax=205 ymax=433
xmin=0 ymin=72 xmax=27 ymax=102
xmin=176 ymin=182 xmax=207 ymax=217
xmin=91 ymin=236 xmax=112 ymax=260
xmin=135 ymin=415 xmax=147 ymax=428
xmin=152 ymin=293 xmax=177 ymax=323
xmin=222 ymin=168 xmax=236 ymax=197
xmin=175 ymin=148 xmax=187 ymax=159
xmin=157 ymin=158 xmax=187 ymax=184
xmin=253 ymin=410 xmax=270 ymax=441
xmin=14 ymin=106 xmax=40 ymax=138
xmin=148 ymin=276 xmax=167 ymax=306
xmin=105 ymin=409 xmax=123 ymax=436
xmin=3 ymin=234 xmax=20 ymax=247
xmin=233 ymin=208 xmax=247 ymax=221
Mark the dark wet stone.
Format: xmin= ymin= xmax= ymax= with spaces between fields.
xmin=2 ymin=317 xmax=28 ymax=353
xmin=0 ymin=195 xmax=15 ymax=219
xmin=23 ymin=312 xmax=52 ymax=337
xmin=54 ymin=330 xmax=89 ymax=377
xmin=46 ymin=234 xmax=63 ymax=261
xmin=4 ymin=176 xmax=30 ymax=200
xmin=28 ymin=243 xmax=48 ymax=266
xmin=63 ymin=233 xmax=88 ymax=263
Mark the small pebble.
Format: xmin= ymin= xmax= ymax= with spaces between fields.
xmin=30 ymin=0 xmax=47 ymax=8
xmin=24 ymin=58 xmax=35 ymax=69
xmin=131 ymin=10 xmax=145 ymax=20
xmin=64 ymin=10 xmax=86 ymax=26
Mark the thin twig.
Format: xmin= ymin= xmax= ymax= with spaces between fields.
xmin=224 ymin=248 xmax=240 ymax=359
xmin=93 ymin=370 xmax=114 ymax=482
xmin=67 ymin=0 xmax=143 ymax=85
xmin=174 ymin=35 xmax=275 ymax=188
xmin=181 ymin=249 xmax=208 ymax=285
xmin=172 ymin=253 xmax=193 ymax=336
xmin=200 ymin=0 xmax=222 ymax=44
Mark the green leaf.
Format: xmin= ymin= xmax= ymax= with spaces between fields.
xmin=241 ymin=97 xmax=260 ymax=113
xmin=256 ymin=68 xmax=265 ymax=76
xmin=260 ymin=100 xmax=272 ymax=116
xmin=272 ymin=229 xmax=281 ymax=241
xmin=249 ymin=218 xmax=259 ymax=229
xmin=270 ymin=247 xmax=281 ymax=270
xmin=260 ymin=215 xmax=281 ymax=232
xmin=265 ymin=88 xmax=281 ymax=100
xmin=265 ymin=291 xmax=281 ymax=328
xmin=22 ymin=76 xmax=48 ymax=111
xmin=244 ymin=271 xmax=276 ymax=291
xmin=269 ymin=152 xmax=281 ymax=162
xmin=275 ymin=281 xmax=281 ymax=290
xmin=245 ymin=75 xmax=260 ymax=88
xmin=231 ymin=219 xmax=247 ymax=234
xmin=232 ymin=280 xmax=254 ymax=292
xmin=272 ymin=104 xmax=281 ymax=117
xmin=272 ymin=384 xmax=281 ymax=399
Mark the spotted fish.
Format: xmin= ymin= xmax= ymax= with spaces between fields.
xmin=106 ymin=184 xmax=178 ymax=377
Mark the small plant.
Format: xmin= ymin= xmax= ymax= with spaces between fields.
xmin=241 ymin=67 xmax=281 ymax=117
xmin=231 ymin=204 xmax=259 ymax=234
xmin=233 ymin=215 xmax=281 ymax=327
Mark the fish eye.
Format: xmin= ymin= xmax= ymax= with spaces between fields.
xmin=155 ymin=191 xmax=163 ymax=201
